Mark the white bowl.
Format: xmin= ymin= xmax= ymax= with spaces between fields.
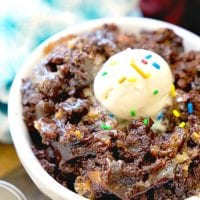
xmin=8 ymin=17 xmax=200 ymax=200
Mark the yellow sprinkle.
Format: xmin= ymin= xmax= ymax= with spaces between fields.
xmin=110 ymin=60 xmax=118 ymax=66
xmin=74 ymin=130 xmax=83 ymax=139
xmin=191 ymin=132 xmax=199 ymax=139
xmin=127 ymin=77 xmax=137 ymax=82
xmin=130 ymin=59 xmax=151 ymax=79
xmin=118 ymin=76 xmax=126 ymax=84
xmin=55 ymin=110 xmax=63 ymax=119
xmin=87 ymin=111 xmax=98 ymax=119
xmin=173 ymin=109 xmax=180 ymax=117
xmin=191 ymin=132 xmax=200 ymax=144
xmin=193 ymin=132 xmax=199 ymax=137
xmin=179 ymin=122 xmax=186 ymax=128
xmin=170 ymin=84 xmax=176 ymax=97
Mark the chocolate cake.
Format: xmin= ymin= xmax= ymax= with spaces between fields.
xmin=22 ymin=24 xmax=200 ymax=200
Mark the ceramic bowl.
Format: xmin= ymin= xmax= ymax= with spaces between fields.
xmin=8 ymin=17 xmax=200 ymax=200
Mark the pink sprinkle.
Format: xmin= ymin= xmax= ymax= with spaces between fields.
xmin=141 ymin=59 xmax=148 ymax=64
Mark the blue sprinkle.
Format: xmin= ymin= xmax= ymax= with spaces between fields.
xmin=109 ymin=113 xmax=114 ymax=118
xmin=145 ymin=55 xmax=152 ymax=59
xmin=152 ymin=62 xmax=160 ymax=70
xmin=157 ymin=112 xmax=164 ymax=120
xmin=187 ymin=102 xmax=193 ymax=114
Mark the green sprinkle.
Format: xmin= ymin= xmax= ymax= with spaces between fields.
xmin=153 ymin=89 xmax=159 ymax=95
xmin=102 ymin=71 xmax=108 ymax=76
xmin=130 ymin=109 xmax=136 ymax=117
xmin=100 ymin=123 xmax=112 ymax=130
xmin=143 ymin=118 xmax=149 ymax=125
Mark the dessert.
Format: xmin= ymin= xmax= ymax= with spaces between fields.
xmin=22 ymin=24 xmax=200 ymax=200
xmin=94 ymin=48 xmax=173 ymax=119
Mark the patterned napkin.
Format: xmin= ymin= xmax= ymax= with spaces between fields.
xmin=0 ymin=0 xmax=141 ymax=143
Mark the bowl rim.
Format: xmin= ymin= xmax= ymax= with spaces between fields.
xmin=8 ymin=17 xmax=200 ymax=200
xmin=0 ymin=180 xmax=27 ymax=200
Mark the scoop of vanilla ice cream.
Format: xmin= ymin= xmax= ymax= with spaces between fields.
xmin=94 ymin=48 xmax=173 ymax=119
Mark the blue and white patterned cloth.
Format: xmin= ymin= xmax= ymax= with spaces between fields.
xmin=0 ymin=0 xmax=141 ymax=143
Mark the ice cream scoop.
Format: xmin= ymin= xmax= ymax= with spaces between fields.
xmin=94 ymin=48 xmax=173 ymax=119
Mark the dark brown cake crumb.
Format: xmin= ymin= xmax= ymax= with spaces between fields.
xmin=22 ymin=24 xmax=200 ymax=200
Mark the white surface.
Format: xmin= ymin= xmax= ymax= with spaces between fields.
xmin=8 ymin=17 xmax=200 ymax=200
xmin=94 ymin=48 xmax=173 ymax=119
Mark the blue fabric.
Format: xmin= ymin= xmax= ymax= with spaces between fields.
xmin=0 ymin=0 xmax=141 ymax=143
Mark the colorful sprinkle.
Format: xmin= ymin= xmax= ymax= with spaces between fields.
xmin=55 ymin=110 xmax=63 ymax=119
xmin=118 ymin=76 xmax=126 ymax=84
xmin=110 ymin=60 xmax=117 ymax=66
xmin=127 ymin=77 xmax=137 ymax=82
xmin=145 ymin=55 xmax=152 ymax=59
xmin=157 ymin=112 xmax=164 ymax=120
xmin=130 ymin=109 xmax=136 ymax=117
xmin=143 ymin=118 xmax=149 ymax=125
xmin=109 ymin=113 xmax=114 ymax=118
xmin=74 ymin=130 xmax=83 ymax=139
xmin=152 ymin=62 xmax=160 ymax=70
xmin=141 ymin=59 xmax=148 ymax=64
xmin=87 ymin=111 xmax=98 ymax=119
xmin=130 ymin=59 xmax=151 ymax=79
xmin=102 ymin=71 xmax=108 ymax=76
xmin=100 ymin=124 xmax=112 ymax=130
xmin=191 ymin=132 xmax=199 ymax=140
xmin=153 ymin=89 xmax=159 ymax=95
xmin=179 ymin=122 xmax=186 ymax=128
xmin=173 ymin=109 xmax=180 ymax=117
xmin=187 ymin=102 xmax=193 ymax=114
xmin=170 ymin=84 xmax=176 ymax=97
